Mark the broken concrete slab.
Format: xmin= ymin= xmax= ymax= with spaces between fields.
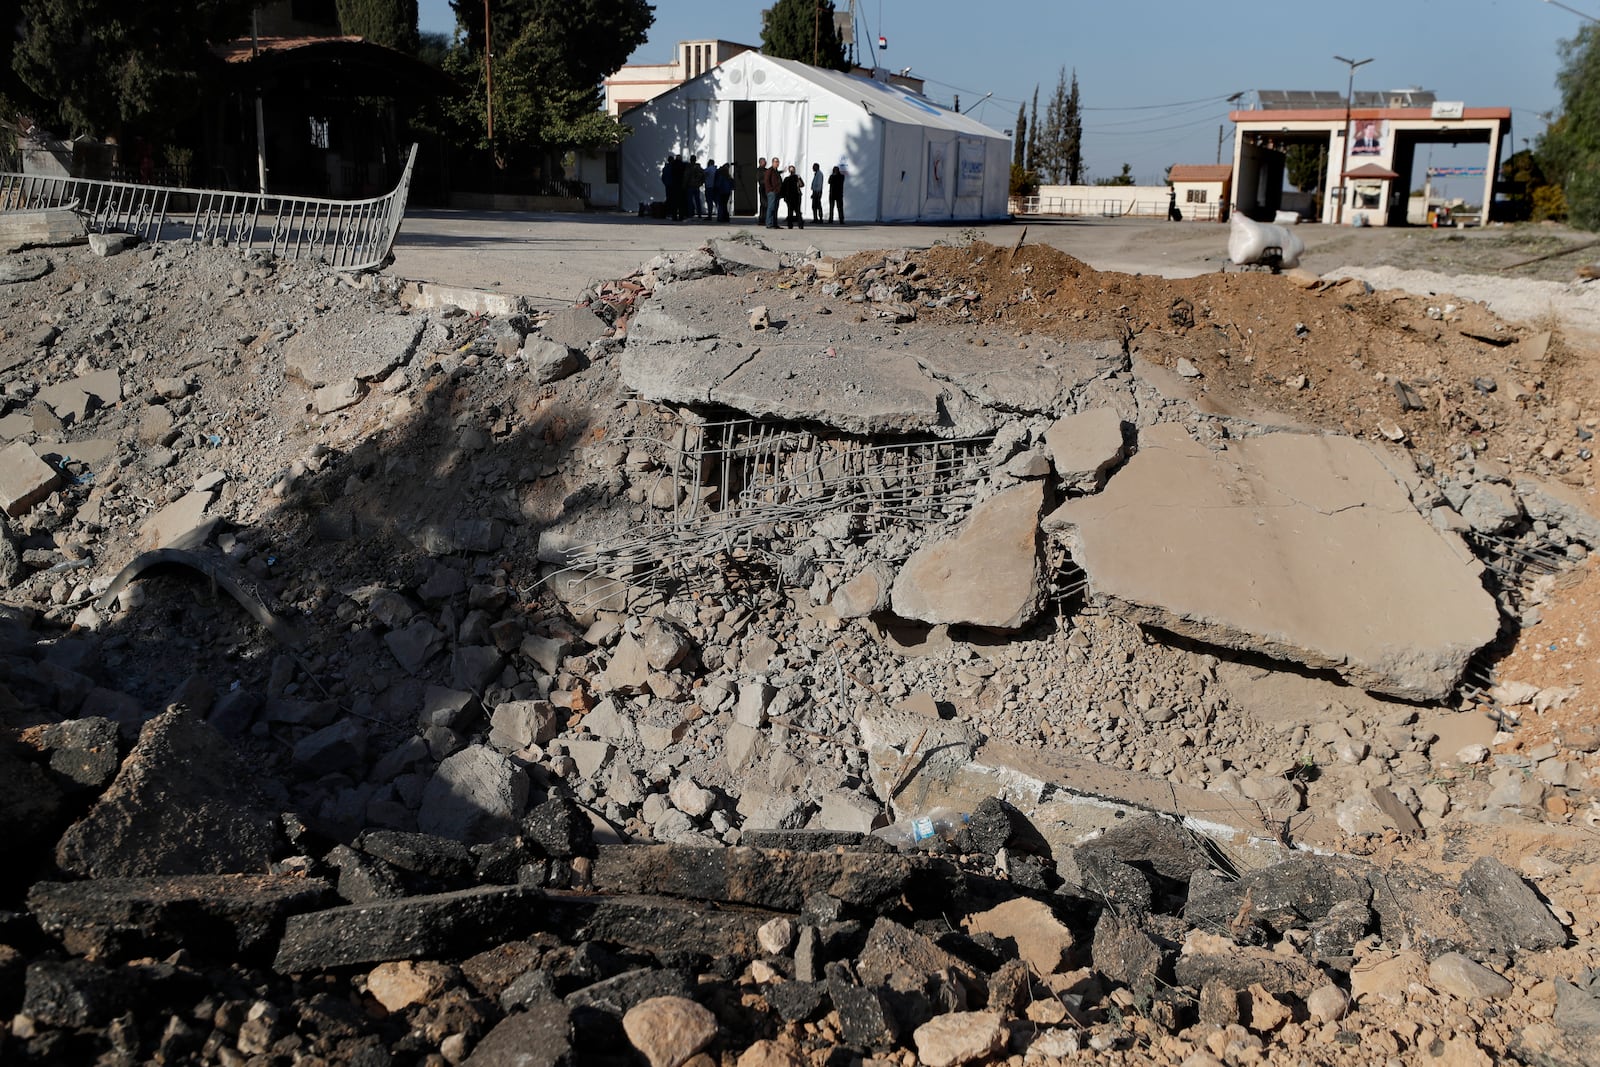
xmin=37 ymin=369 xmax=121 ymax=425
xmin=625 ymin=274 xmax=1060 ymax=437
xmin=28 ymin=874 xmax=331 ymax=960
xmin=465 ymin=1001 xmax=574 ymax=1067
xmin=87 ymin=232 xmax=137 ymax=257
xmin=55 ymin=708 xmax=277 ymax=879
xmin=912 ymin=333 xmax=1125 ymax=418
xmin=36 ymin=437 xmax=117 ymax=470
xmin=313 ymin=378 xmax=363 ymax=414
xmin=892 ymin=480 xmax=1046 ymax=631
xmin=418 ymin=744 xmax=530 ymax=843
xmin=542 ymin=892 xmax=772 ymax=961
xmin=0 ymin=440 xmax=62 ymax=517
xmin=33 ymin=716 xmax=121 ymax=791
xmin=707 ymin=238 xmax=783 ymax=274
xmin=274 ymin=885 xmax=543 ymax=972
xmin=0 ymin=208 xmax=85 ymax=251
xmin=1047 ymin=423 xmax=1500 ymax=700
xmin=589 ymin=844 xmax=964 ymax=914
xmin=1044 ymin=407 xmax=1126 ymax=489
xmin=528 ymin=339 xmax=583 ymax=385
xmin=1457 ymin=856 xmax=1568 ymax=954
xmin=283 ymin=311 xmax=424 ymax=387
xmin=831 ymin=562 xmax=895 ymax=619
xmin=137 ymin=489 xmax=217 ymax=552
xmin=622 ymin=335 xmax=946 ymax=437
xmin=540 ymin=305 xmax=611 ymax=350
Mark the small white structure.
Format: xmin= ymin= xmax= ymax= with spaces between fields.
xmin=1167 ymin=165 xmax=1232 ymax=220
xmin=613 ymin=51 xmax=1013 ymax=223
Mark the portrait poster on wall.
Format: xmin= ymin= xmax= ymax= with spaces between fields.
xmin=1350 ymin=119 xmax=1385 ymax=156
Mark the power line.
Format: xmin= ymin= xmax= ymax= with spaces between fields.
xmin=915 ymin=76 xmax=1024 ymax=108
xmin=1081 ymin=93 xmax=1238 ymax=112
xmin=1085 ymin=112 xmax=1232 ymax=136
xmin=1083 ymin=99 xmax=1227 ymax=129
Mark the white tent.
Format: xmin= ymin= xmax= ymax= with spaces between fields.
xmin=618 ymin=52 xmax=1012 ymax=223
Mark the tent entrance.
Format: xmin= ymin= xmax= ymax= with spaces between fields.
xmin=733 ymin=101 xmax=757 ymax=216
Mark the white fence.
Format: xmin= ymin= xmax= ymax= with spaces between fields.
xmin=1013 ymin=193 xmax=1221 ymax=222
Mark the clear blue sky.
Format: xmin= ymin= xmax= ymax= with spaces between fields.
xmin=419 ymin=0 xmax=1588 ymax=196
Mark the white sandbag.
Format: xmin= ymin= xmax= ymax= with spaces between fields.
xmin=1227 ymin=213 xmax=1305 ymax=268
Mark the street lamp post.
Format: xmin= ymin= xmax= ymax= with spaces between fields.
xmin=1333 ymin=54 xmax=1372 ymax=225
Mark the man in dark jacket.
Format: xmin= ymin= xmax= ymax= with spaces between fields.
xmin=828 ymin=166 xmax=845 ymax=223
xmin=781 ymin=165 xmax=804 ymax=229
xmin=763 ymin=157 xmax=783 ymax=228
xmin=668 ymin=154 xmax=687 ymax=220
xmin=715 ymin=163 xmax=734 ymax=221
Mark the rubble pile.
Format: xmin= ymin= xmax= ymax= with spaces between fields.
xmin=1 ymin=232 xmax=1600 ymax=1064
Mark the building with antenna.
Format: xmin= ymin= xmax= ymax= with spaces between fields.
xmin=604 ymin=40 xmax=759 ymax=117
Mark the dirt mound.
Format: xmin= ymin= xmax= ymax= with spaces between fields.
xmin=907 ymin=240 xmax=1584 ymax=474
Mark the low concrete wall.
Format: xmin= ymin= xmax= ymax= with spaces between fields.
xmin=447 ymin=192 xmax=586 ymax=213
xmin=394 ymin=279 xmax=527 ymax=318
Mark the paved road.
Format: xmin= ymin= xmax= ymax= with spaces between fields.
xmin=389 ymin=210 xmax=1237 ymax=310
xmin=389 ymin=208 xmax=1445 ymax=311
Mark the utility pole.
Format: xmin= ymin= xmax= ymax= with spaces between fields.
xmin=252 ymin=8 xmax=267 ymax=193
xmin=1332 ymin=54 xmax=1372 ymax=225
xmin=484 ymin=1 xmax=495 ymax=161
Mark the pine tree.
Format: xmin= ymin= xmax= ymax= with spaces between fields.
xmin=1039 ymin=67 xmax=1069 ymax=184
xmin=1026 ymin=86 xmax=1039 ymax=172
xmin=1013 ymin=102 xmax=1026 ymax=168
xmin=1064 ymin=70 xmax=1083 ymax=186
xmin=760 ymin=0 xmax=849 ymax=70
xmin=336 ymin=0 xmax=420 ymax=53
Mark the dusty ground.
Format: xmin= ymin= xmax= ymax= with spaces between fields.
xmin=7 ymin=216 xmax=1600 ymax=1065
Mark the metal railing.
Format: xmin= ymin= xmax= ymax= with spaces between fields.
xmin=1014 ymin=195 xmax=1222 ymax=222
xmin=0 ymin=144 xmax=418 ymax=272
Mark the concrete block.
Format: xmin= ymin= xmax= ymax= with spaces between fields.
xmin=0 ymin=440 xmax=60 ymax=517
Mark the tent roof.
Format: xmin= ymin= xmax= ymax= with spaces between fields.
xmin=758 ymin=55 xmax=1005 ymax=138
xmin=1343 ymin=162 xmax=1400 ymax=180
xmin=661 ymin=51 xmax=1008 ymax=140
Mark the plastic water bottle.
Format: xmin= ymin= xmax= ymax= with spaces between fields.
xmin=874 ymin=808 xmax=971 ymax=850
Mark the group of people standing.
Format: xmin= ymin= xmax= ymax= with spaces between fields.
xmin=755 ymin=158 xmax=846 ymax=229
xmin=658 ymin=154 xmax=735 ymax=222
xmin=657 ymin=153 xmax=846 ymax=227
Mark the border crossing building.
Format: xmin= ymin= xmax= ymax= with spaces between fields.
xmin=1229 ymin=89 xmax=1511 ymax=227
